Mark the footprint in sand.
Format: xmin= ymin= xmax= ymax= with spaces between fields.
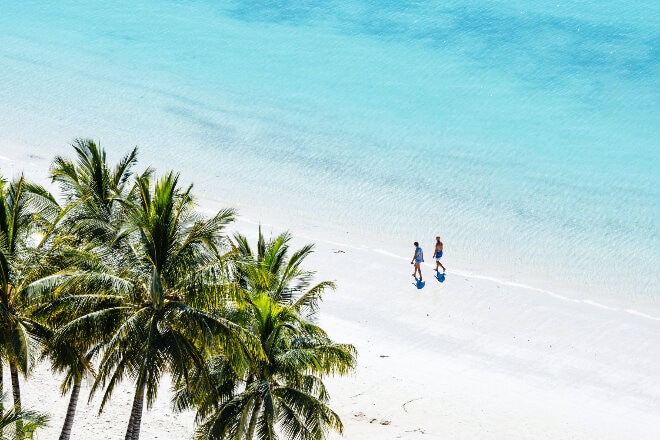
xmin=368 ymin=418 xmax=391 ymax=425
xmin=353 ymin=412 xmax=366 ymax=420
xmin=356 ymin=412 xmax=391 ymax=426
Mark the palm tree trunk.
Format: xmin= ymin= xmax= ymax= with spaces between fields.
xmin=0 ymin=361 xmax=4 ymax=439
xmin=125 ymin=383 xmax=145 ymax=440
xmin=246 ymin=397 xmax=263 ymax=440
xmin=9 ymin=362 xmax=23 ymax=439
xmin=58 ymin=377 xmax=82 ymax=440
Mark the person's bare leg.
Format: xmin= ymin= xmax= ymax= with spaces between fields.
xmin=439 ymin=262 xmax=446 ymax=273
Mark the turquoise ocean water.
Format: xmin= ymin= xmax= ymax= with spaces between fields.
xmin=1 ymin=1 xmax=658 ymax=304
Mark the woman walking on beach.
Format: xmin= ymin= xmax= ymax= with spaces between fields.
xmin=411 ymin=242 xmax=424 ymax=280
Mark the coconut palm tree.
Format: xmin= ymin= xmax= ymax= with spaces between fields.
xmin=194 ymin=293 xmax=356 ymax=440
xmin=176 ymin=226 xmax=336 ymax=416
xmin=50 ymin=138 xmax=138 ymax=244
xmin=56 ymin=171 xmax=257 ymax=440
xmin=20 ymin=139 xmax=139 ymax=440
xmin=0 ymin=174 xmax=64 ymax=438
xmin=180 ymin=229 xmax=355 ymax=439
xmin=232 ymin=227 xmax=335 ymax=318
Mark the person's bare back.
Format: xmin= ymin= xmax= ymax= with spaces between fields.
xmin=434 ymin=236 xmax=445 ymax=273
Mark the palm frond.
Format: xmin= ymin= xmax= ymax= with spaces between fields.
xmin=0 ymin=395 xmax=50 ymax=436
xmin=291 ymin=281 xmax=336 ymax=318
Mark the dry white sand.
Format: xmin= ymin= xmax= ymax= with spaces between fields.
xmin=2 ymin=147 xmax=660 ymax=439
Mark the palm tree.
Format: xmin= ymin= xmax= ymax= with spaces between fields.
xmin=20 ymin=139 xmax=139 ymax=440
xmin=50 ymin=137 xmax=138 ymax=269
xmin=57 ymin=171 xmax=257 ymax=440
xmin=50 ymin=137 xmax=138 ymax=245
xmin=194 ymin=293 xmax=356 ymax=440
xmin=232 ymin=227 xmax=335 ymax=317
xmin=0 ymin=174 xmax=63 ymax=438
xmin=0 ymin=393 xmax=49 ymax=440
xmin=182 ymin=229 xmax=355 ymax=439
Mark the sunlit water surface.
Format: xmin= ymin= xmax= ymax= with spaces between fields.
xmin=1 ymin=0 xmax=658 ymax=304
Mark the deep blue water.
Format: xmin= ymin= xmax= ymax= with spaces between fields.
xmin=0 ymin=1 xmax=658 ymax=301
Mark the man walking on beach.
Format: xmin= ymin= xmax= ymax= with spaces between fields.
xmin=411 ymin=241 xmax=424 ymax=280
xmin=433 ymin=236 xmax=446 ymax=274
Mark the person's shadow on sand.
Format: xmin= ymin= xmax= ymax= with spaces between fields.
xmin=413 ymin=278 xmax=425 ymax=289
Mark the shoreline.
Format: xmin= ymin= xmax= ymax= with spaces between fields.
xmin=1 ymin=141 xmax=659 ymax=317
xmin=2 ymin=141 xmax=660 ymax=439
xmin=199 ymin=193 xmax=660 ymax=320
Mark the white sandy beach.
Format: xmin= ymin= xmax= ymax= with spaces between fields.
xmin=2 ymin=147 xmax=660 ymax=439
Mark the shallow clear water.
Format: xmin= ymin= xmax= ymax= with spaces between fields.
xmin=1 ymin=1 xmax=658 ymax=301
